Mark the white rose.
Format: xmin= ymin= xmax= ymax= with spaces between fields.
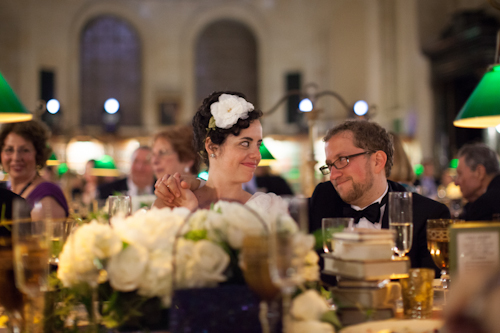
xmin=174 ymin=239 xmax=197 ymax=289
xmin=302 ymin=250 xmax=320 ymax=281
xmin=289 ymin=320 xmax=335 ymax=333
xmin=92 ymin=225 xmax=122 ymax=259
xmin=58 ymin=221 xmax=121 ymax=287
xmin=113 ymin=207 xmax=188 ymax=251
xmin=210 ymin=94 xmax=253 ymax=129
xmin=191 ymin=240 xmax=230 ymax=287
xmin=214 ymin=201 xmax=265 ymax=249
xmin=108 ymin=244 xmax=149 ymax=291
xmin=138 ymin=249 xmax=173 ymax=306
xmin=290 ymin=290 xmax=329 ymax=321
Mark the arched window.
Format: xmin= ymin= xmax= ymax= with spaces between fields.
xmin=80 ymin=16 xmax=141 ymax=127
xmin=195 ymin=20 xmax=258 ymax=106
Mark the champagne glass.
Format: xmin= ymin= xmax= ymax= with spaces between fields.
xmin=389 ymin=192 xmax=413 ymax=257
xmin=49 ymin=218 xmax=75 ymax=266
xmin=12 ymin=199 xmax=50 ymax=333
xmin=427 ymin=219 xmax=463 ymax=289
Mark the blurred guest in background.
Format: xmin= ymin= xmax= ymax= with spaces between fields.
xmin=0 ymin=121 xmax=68 ymax=219
xmin=388 ymin=132 xmax=417 ymax=192
xmin=151 ymin=125 xmax=199 ymax=181
xmin=98 ymin=146 xmax=155 ymax=199
xmin=455 ymin=143 xmax=500 ymax=221
xmin=414 ymin=158 xmax=439 ymax=199
xmin=81 ymin=159 xmax=98 ymax=206
xmin=243 ymin=165 xmax=294 ymax=195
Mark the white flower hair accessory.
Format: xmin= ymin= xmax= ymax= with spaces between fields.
xmin=209 ymin=94 xmax=254 ymax=130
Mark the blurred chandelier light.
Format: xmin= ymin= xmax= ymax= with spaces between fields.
xmin=454 ymin=31 xmax=500 ymax=128
xmin=0 ymin=71 xmax=33 ymax=123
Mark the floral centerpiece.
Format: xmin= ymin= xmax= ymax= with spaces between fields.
xmin=53 ymin=201 xmax=339 ymax=332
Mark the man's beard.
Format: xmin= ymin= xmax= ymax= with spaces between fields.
xmin=334 ymin=166 xmax=374 ymax=205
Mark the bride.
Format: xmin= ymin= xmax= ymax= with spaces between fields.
xmin=154 ymin=91 xmax=286 ymax=213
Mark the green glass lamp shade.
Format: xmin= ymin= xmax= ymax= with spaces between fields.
xmin=92 ymin=155 xmax=120 ymax=177
xmin=58 ymin=163 xmax=69 ymax=176
xmin=454 ymin=65 xmax=500 ymax=128
xmin=46 ymin=152 xmax=59 ymax=166
xmin=258 ymin=142 xmax=276 ymax=167
xmin=0 ymin=72 xmax=33 ymax=123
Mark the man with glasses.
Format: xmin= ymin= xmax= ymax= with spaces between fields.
xmin=98 ymin=146 xmax=155 ymax=199
xmin=309 ymin=120 xmax=450 ymax=275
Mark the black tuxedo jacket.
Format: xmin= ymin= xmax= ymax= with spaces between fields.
xmin=0 ymin=188 xmax=26 ymax=237
xmin=461 ymin=174 xmax=500 ymax=221
xmin=97 ymin=178 xmax=155 ymax=200
xmin=309 ymin=180 xmax=450 ymax=273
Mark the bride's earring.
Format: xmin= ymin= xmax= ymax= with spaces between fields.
xmin=184 ymin=166 xmax=189 ymax=173
xmin=210 ymin=153 xmax=216 ymax=158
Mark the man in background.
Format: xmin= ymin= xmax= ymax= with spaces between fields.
xmin=455 ymin=143 xmax=500 ymax=221
xmin=98 ymin=146 xmax=155 ymax=199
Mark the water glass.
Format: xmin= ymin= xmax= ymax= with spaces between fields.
xmin=389 ymin=192 xmax=413 ymax=257
xmin=108 ymin=195 xmax=131 ymax=220
xmin=321 ymin=217 xmax=353 ymax=253
xmin=400 ymin=268 xmax=434 ymax=319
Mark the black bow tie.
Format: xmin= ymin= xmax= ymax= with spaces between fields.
xmin=342 ymin=192 xmax=389 ymax=224
xmin=343 ymin=202 xmax=381 ymax=224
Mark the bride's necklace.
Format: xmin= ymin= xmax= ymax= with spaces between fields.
xmin=16 ymin=174 xmax=39 ymax=196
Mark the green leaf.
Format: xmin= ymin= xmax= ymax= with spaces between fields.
xmin=184 ymin=229 xmax=207 ymax=241
xmin=321 ymin=310 xmax=342 ymax=330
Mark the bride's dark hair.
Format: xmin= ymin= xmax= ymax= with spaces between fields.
xmin=193 ymin=91 xmax=263 ymax=167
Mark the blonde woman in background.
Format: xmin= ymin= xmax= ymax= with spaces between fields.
xmin=387 ymin=132 xmax=417 ymax=192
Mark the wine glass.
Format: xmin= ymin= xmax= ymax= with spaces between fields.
xmin=268 ymin=217 xmax=305 ymax=333
xmin=389 ymin=192 xmax=413 ymax=257
xmin=427 ymin=219 xmax=463 ymax=289
xmin=12 ymin=198 xmax=50 ymax=333
xmin=241 ymin=235 xmax=281 ymax=333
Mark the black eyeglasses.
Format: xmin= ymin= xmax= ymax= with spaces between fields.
xmin=319 ymin=151 xmax=375 ymax=175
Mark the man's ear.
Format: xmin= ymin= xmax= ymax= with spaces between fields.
xmin=373 ymin=151 xmax=388 ymax=174
xmin=475 ymin=164 xmax=487 ymax=180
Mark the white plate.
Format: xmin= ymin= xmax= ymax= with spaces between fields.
xmin=339 ymin=319 xmax=443 ymax=333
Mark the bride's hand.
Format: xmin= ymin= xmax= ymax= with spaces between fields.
xmin=154 ymin=173 xmax=198 ymax=210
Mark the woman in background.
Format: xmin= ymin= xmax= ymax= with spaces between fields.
xmin=388 ymin=132 xmax=417 ymax=192
xmin=151 ymin=125 xmax=199 ymax=182
xmin=0 ymin=121 xmax=68 ymax=219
